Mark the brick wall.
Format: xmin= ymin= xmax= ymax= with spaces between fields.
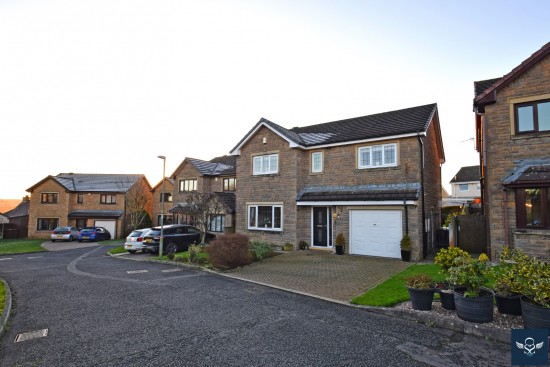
xmin=482 ymin=54 xmax=550 ymax=258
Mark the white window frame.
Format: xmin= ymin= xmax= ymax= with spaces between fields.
xmin=252 ymin=154 xmax=279 ymax=175
xmin=459 ymin=184 xmax=469 ymax=192
xmin=179 ymin=179 xmax=197 ymax=192
xmin=357 ymin=143 xmax=397 ymax=168
xmin=311 ymin=152 xmax=323 ymax=173
xmin=247 ymin=204 xmax=283 ymax=231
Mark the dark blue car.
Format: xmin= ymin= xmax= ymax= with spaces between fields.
xmin=77 ymin=226 xmax=111 ymax=242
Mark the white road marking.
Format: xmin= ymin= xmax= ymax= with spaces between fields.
xmin=15 ymin=329 xmax=49 ymax=343
xmin=0 ymin=258 xmax=13 ymax=261
xmin=127 ymin=270 xmax=149 ymax=274
xmin=161 ymin=268 xmax=182 ymax=273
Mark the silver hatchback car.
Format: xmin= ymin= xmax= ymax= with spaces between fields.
xmin=51 ymin=226 xmax=80 ymax=242
xmin=124 ymin=228 xmax=151 ymax=253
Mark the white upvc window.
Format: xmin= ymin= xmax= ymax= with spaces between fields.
xmin=358 ymin=143 xmax=397 ymax=168
xmin=252 ymin=154 xmax=279 ymax=175
xmin=311 ymin=151 xmax=323 ymax=173
xmin=248 ymin=204 xmax=282 ymax=231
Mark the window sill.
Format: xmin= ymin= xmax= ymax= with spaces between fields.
xmin=248 ymin=228 xmax=283 ymax=232
xmin=514 ymin=228 xmax=550 ymax=235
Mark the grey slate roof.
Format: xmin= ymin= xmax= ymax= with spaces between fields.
xmin=68 ymin=210 xmax=124 ymax=218
xmin=28 ymin=173 xmax=144 ymax=193
xmin=450 ymin=166 xmax=480 ymax=183
xmin=169 ymin=192 xmax=235 ymax=214
xmin=231 ymin=104 xmax=438 ymax=152
xmin=297 ymin=183 xmax=421 ymax=202
xmin=4 ymin=200 xmax=29 ymax=218
xmin=187 ymin=158 xmax=235 ymax=176
xmin=474 ymin=78 xmax=501 ymax=97
xmin=503 ymin=159 xmax=550 ymax=186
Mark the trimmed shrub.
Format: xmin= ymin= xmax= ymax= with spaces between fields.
xmin=299 ymin=240 xmax=309 ymax=250
xmin=250 ymin=240 xmax=274 ymax=261
xmin=205 ymin=233 xmax=252 ymax=269
xmin=188 ymin=244 xmax=202 ymax=264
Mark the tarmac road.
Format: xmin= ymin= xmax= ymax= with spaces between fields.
xmin=0 ymin=245 xmax=512 ymax=366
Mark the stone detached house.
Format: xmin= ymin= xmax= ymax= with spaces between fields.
xmin=151 ymin=177 xmax=175 ymax=226
xmin=443 ymin=165 xmax=481 ymax=207
xmin=167 ymin=156 xmax=236 ymax=235
xmin=474 ymin=41 xmax=550 ymax=259
xmin=26 ymin=173 xmax=152 ymax=239
xmin=230 ymin=104 xmax=445 ymax=260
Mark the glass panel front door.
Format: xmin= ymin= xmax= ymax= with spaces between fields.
xmin=313 ymin=207 xmax=332 ymax=247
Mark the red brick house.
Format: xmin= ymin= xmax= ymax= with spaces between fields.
xmin=168 ymin=156 xmax=236 ymax=235
xmin=26 ymin=173 xmax=152 ymax=239
xmin=230 ymin=104 xmax=445 ymax=260
xmin=474 ymin=42 xmax=550 ymax=259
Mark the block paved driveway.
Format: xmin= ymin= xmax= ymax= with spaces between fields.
xmin=225 ymin=250 xmax=410 ymax=302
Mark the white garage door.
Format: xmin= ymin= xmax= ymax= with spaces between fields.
xmin=349 ymin=210 xmax=402 ymax=258
xmin=94 ymin=220 xmax=116 ymax=238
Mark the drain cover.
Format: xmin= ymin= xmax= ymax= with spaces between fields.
xmin=15 ymin=329 xmax=48 ymax=343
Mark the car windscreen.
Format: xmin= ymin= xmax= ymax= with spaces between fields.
xmin=129 ymin=230 xmax=142 ymax=237
xmin=80 ymin=228 xmax=94 ymax=233
xmin=53 ymin=227 xmax=69 ymax=233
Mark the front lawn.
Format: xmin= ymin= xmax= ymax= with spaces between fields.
xmin=107 ymin=246 xmax=127 ymax=255
xmin=0 ymin=239 xmax=47 ymax=255
xmin=0 ymin=280 xmax=5 ymax=315
xmin=351 ymin=264 xmax=445 ymax=307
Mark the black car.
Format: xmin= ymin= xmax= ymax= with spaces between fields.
xmin=77 ymin=226 xmax=112 ymax=242
xmin=142 ymin=224 xmax=215 ymax=254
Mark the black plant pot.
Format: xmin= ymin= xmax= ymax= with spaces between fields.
xmin=495 ymin=293 xmax=522 ymax=315
xmin=453 ymin=287 xmax=494 ymax=323
xmin=335 ymin=245 xmax=344 ymax=255
xmin=408 ymin=287 xmax=435 ymax=311
xmin=400 ymin=250 xmax=411 ymax=262
xmin=521 ymin=296 xmax=550 ymax=331
xmin=437 ymin=289 xmax=456 ymax=310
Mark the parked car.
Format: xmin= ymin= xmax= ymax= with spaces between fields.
xmin=77 ymin=226 xmax=111 ymax=242
xmin=124 ymin=228 xmax=151 ymax=254
xmin=142 ymin=224 xmax=215 ymax=255
xmin=51 ymin=226 xmax=80 ymax=242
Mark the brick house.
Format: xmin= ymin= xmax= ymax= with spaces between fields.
xmin=230 ymin=104 xmax=445 ymax=260
xmin=474 ymin=42 xmax=550 ymax=259
xmin=168 ymin=156 xmax=236 ymax=235
xmin=151 ymin=177 xmax=174 ymax=226
xmin=443 ymin=165 xmax=481 ymax=208
xmin=26 ymin=173 xmax=152 ymax=239
xmin=3 ymin=196 xmax=30 ymax=238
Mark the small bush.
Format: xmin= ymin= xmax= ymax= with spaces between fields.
xmin=205 ymin=233 xmax=252 ymax=269
xmin=400 ymin=234 xmax=411 ymax=251
xmin=434 ymin=247 xmax=470 ymax=274
xmin=405 ymin=273 xmax=434 ymax=289
xmin=283 ymin=243 xmax=294 ymax=251
xmin=167 ymin=252 xmax=175 ymax=261
xmin=250 ymin=240 xmax=274 ymax=260
xmin=188 ymin=244 xmax=202 ymax=264
xmin=299 ymin=240 xmax=309 ymax=250
xmin=335 ymin=233 xmax=345 ymax=246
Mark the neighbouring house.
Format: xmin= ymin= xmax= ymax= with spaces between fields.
xmin=230 ymin=103 xmax=445 ymax=260
xmin=26 ymin=173 xmax=153 ymax=239
xmin=168 ymin=156 xmax=236 ymax=235
xmin=443 ymin=165 xmax=481 ymax=207
xmin=151 ymin=177 xmax=175 ymax=226
xmin=3 ymin=196 xmax=30 ymax=238
xmin=473 ymin=41 xmax=550 ymax=259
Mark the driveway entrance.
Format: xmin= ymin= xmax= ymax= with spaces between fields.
xmin=225 ymin=250 xmax=409 ymax=302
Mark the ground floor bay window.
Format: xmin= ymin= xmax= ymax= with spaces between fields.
xmin=515 ymin=187 xmax=550 ymax=228
xmin=248 ymin=204 xmax=282 ymax=230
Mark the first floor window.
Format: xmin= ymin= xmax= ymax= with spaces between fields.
xmin=459 ymin=184 xmax=469 ymax=191
xmin=516 ymin=187 xmax=550 ymax=229
xmin=37 ymin=218 xmax=59 ymax=230
xmin=516 ymin=99 xmax=550 ymax=133
xmin=358 ymin=143 xmax=397 ymax=168
xmin=209 ymin=215 xmax=225 ymax=232
xmin=160 ymin=192 xmax=172 ymax=202
xmin=77 ymin=193 xmax=84 ymax=204
xmin=223 ymin=178 xmax=236 ymax=191
xmin=41 ymin=192 xmax=58 ymax=203
xmin=100 ymin=194 xmax=116 ymax=204
xmin=179 ymin=179 xmax=197 ymax=192
xmin=311 ymin=152 xmax=323 ymax=173
xmin=253 ymin=154 xmax=279 ymax=175
xmin=248 ymin=205 xmax=282 ymax=230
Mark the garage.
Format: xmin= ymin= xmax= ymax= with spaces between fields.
xmin=94 ymin=220 xmax=116 ymax=238
xmin=349 ymin=210 xmax=402 ymax=258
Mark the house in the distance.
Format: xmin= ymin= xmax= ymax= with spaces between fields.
xmin=473 ymin=41 xmax=550 ymax=259
xmin=26 ymin=173 xmax=152 ymax=239
xmin=2 ymin=196 xmax=30 ymax=238
xmin=443 ymin=165 xmax=481 ymax=208
xmin=230 ymin=103 xmax=445 ymax=260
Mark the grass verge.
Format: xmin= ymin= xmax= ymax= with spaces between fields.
xmin=0 ymin=280 xmax=5 ymax=316
xmin=0 ymin=239 xmax=47 ymax=255
xmin=107 ymin=246 xmax=127 ymax=255
xmin=351 ymin=264 xmax=445 ymax=307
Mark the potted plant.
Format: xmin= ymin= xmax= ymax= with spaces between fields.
xmin=400 ymin=234 xmax=411 ymax=262
xmin=433 ymin=247 xmax=469 ymax=310
xmin=492 ymin=246 xmax=523 ymax=315
xmin=335 ymin=233 xmax=345 ymax=255
xmin=405 ymin=273 xmax=436 ymax=311
xmin=448 ymin=253 xmax=494 ymax=323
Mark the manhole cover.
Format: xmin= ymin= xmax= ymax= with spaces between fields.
xmin=15 ymin=329 xmax=48 ymax=343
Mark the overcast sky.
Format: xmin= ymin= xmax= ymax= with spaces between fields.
xmin=1 ymin=0 xmax=548 ymax=199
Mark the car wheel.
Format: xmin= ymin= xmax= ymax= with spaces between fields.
xmin=51 ymin=239 xmax=56 ymax=243
xmin=69 ymin=236 xmax=73 ymax=242
xmin=166 ymin=243 xmax=178 ymax=255
xmin=128 ymin=250 xmax=136 ymax=254
xmin=78 ymin=240 xmax=82 ymax=243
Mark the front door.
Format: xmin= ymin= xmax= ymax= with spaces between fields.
xmin=313 ymin=207 xmax=332 ymax=247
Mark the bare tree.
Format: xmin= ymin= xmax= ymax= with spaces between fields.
xmin=185 ymin=192 xmax=226 ymax=243
xmin=118 ymin=177 xmax=153 ymax=235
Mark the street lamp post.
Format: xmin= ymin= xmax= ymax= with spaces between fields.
xmin=158 ymin=155 xmax=166 ymax=257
